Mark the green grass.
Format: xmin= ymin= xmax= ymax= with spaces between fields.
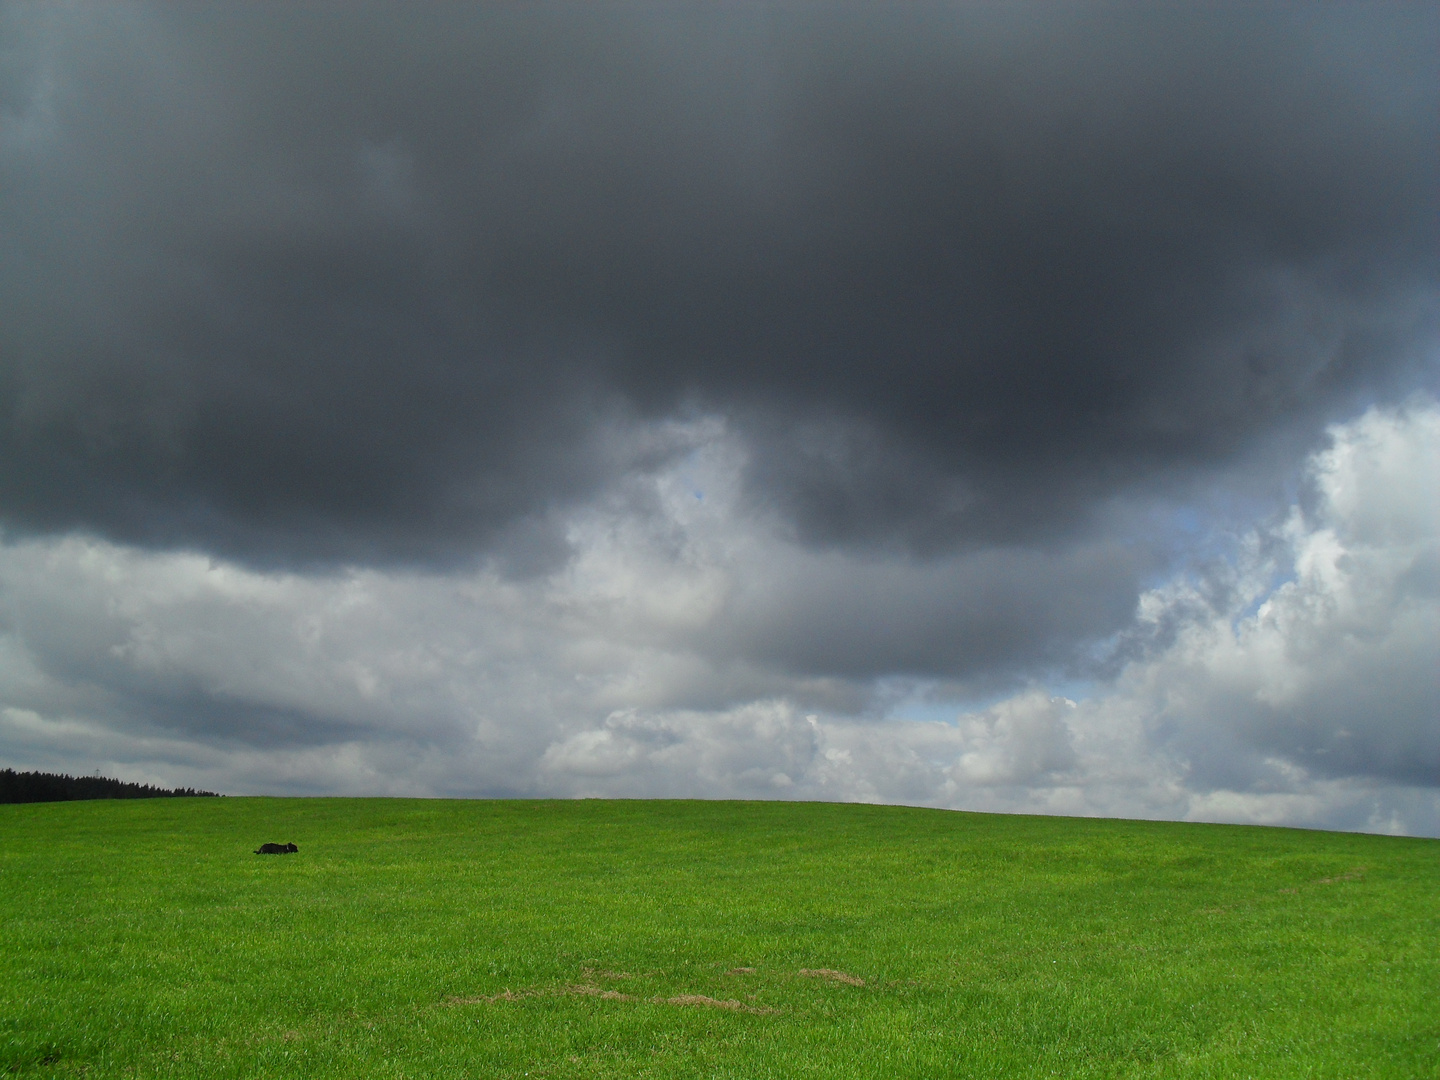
xmin=1 ymin=798 xmax=1436 ymax=1078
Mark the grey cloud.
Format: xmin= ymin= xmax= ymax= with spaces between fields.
xmin=0 ymin=402 xmax=1433 ymax=833
xmin=1 ymin=5 xmax=1436 ymax=835
xmin=0 ymin=3 xmax=1435 ymax=566
xmin=701 ymin=540 xmax=1147 ymax=682
xmin=539 ymin=702 xmax=822 ymax=799
xmin=1117 ymin=402 xmax=1440 ymax=789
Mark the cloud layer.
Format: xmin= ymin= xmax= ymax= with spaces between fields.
xmin=1 ymin=403 xmax=1436 ymax=833
xmin=2 ymin=4 xmax=1435 ymax=565
xmin=1 ymin=6 xmax=1435 ymax=832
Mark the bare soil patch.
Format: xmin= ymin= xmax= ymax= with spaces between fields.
xmin=799 ymin=968 xmax=865 ymax=986
xmin=664 ymin=994 xmax=774 ymax=1014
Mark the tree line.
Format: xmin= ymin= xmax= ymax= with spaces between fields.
xmin=0 ymin=769 xmax=221 ymax=804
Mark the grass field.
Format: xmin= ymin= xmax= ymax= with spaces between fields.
xmin=1 ymin=798 xmax=1436 ymax=1078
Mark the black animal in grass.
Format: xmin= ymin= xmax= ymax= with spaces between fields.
xmin=254 ymin=842 xmax=298 ymax=855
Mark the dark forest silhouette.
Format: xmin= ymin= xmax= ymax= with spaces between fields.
xmin=0 ymin=769 xmax=220 ymax=804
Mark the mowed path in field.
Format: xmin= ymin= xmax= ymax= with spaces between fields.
xmin=1 ymin=798 xmax=1435 ymax=1078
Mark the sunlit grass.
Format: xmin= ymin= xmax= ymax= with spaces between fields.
xmin=1 ymin=798 xmax=1435 ymax=1077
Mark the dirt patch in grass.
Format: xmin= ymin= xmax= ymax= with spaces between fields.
xmin=581 ymin=966 xmax=632 ymax=980
xmin=447 ymin=984 xmax=632 ymax=1005
xmin=665 ymin=994 xmax=775 ymax=1014
xmin=446 ymin=983 xmax=777 ymax=1013
xmin=567 ymin=984 xmax=635 ymax=1000
xmin=799 ymin=968 xmax=864 ymax=986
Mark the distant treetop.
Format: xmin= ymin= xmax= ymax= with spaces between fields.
xmin=0 ymin=769 xmax=220 ymax=804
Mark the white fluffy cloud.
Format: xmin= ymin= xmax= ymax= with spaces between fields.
xmin=1098 ymin=399 xmax=1440 ymax=820
xmin=1 ymin=403 xmax=1436 ymax=834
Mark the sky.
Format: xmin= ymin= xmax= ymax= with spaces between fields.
xmin=1 ymin=3 xmax=1436 ymax=834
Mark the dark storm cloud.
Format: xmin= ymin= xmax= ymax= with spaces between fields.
xmin=699 ymin=540 xmax=1145 ymax=683
xmin=1 ymin=3 xmax=1436 ymax=565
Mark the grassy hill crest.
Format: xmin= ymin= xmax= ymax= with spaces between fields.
xmin=1 ymin=798 xmax=1434 ymax=1077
